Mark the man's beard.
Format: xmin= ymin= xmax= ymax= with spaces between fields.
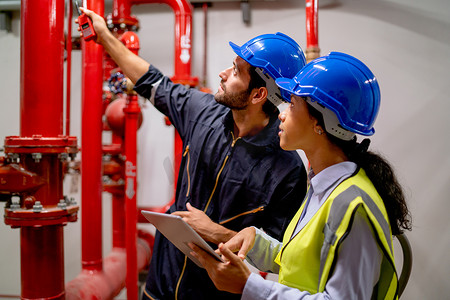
xmin=214 ymin=83 xmax=250 ymax=110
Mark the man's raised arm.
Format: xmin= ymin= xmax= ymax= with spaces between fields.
xmin=78 ymin=8 xmax=150 ymax=84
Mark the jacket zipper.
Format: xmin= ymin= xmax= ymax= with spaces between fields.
xmin=175 ymin=133 xmax=239 ymax=299
xmin=175 ymin=256 xmax=188 ymax=300
xmin=203 ymin=133 xmax=240 ymax=213
xmin=219 ymin=206 xmax=265 ymax=225
xmin=183 ymin=145 xmax=191 ymax=197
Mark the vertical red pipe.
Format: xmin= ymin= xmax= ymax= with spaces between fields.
xmin=81 ymin=0 xmax=104 ymax=272
xmin=112 ymin=135 xmax=126 ymax=249
xmin=66 ymin=0 xmax=73 ymax=136
xmin=305 ymin=0 xmax=320 ymax=62
xmin=19 ymin=1 xmax=66 ymax=299
xmin=20 ymin=0 xmax=64 ymax=137
xmin=124 ymin=94 xmax=140 ymax=300
xmin=112 ymin=194 xmax=126 ymax=248
xmin=21 ymin=226 xmax=65 ymax=299
xmin=172 ymin=0 xmax=192 ymax=82
xmin=305 ymin=0 xmax=318 ymax=48
xmin=202 ymin=3 xmax=208 ymax=87
xmin=114 ymin=0 xmax=132 ymax=20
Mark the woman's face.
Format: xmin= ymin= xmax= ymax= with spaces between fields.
xmin=278 ymin=95 xmax=317 ymax=151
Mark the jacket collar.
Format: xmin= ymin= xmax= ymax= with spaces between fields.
xmin=222 ymin=109 xmax=280 ymax=148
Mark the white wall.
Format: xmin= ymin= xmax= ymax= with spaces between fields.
xmin=1 ymin=0 xmax=449 ymax=298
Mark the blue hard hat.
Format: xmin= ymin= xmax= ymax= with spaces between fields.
xmin=229 ymin=32 xmax=306 ymax=106
xmin=276 ymin=52 xmax=380 ymax=139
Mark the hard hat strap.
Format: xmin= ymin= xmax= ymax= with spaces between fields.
xmin=255 ymin=67 xmax=283 ymax=107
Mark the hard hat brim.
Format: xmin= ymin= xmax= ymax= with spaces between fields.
xmin=276 ymin=77 xmax=300 ymax=102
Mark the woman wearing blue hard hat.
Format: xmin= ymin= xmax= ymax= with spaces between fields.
xmin=191 ymin=52 xmax=411 ymax=300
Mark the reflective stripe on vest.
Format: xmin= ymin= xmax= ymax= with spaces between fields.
xmin=319 ymin=185 xmax=396 ymax=299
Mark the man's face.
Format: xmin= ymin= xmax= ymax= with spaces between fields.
xmin=214 ymin=56 xmax=252 ymax=110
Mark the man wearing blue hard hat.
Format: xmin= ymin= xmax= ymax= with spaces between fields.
xmin=80 ymin=9 xmax=308 ymax=300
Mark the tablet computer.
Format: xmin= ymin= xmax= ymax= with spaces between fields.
xmin=141 ymin=210 xmax=224 ymax=268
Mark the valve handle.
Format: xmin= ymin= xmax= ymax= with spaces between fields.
xmin=108 ymin=72 xmax=126 ymax=94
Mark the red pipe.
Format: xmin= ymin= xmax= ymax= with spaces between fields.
xmin=305 ymin=0 xmax=320 ymax=62
xmin=66 ymin=240 xmax=151 ymax=300
xmin=114 ymin=0 xmax=132 ymax=20
xmin=16 ymin=1 xmax=67 ymax=299
xmin=131 ymin=0 xmax=197 ymax=85
xmin=21 ymin=226 xmax=65 ymax=299
xmin=80 ymin=0 xmax=104 ymax=272
xmin=305 ymin=0 xmax=318 ymax=48
xmin=20 ymin=0 xmax=64 ymax=137
xmin=202 ymin=3 xmax=208 ymax=88
xmin=112 ymin=193 xmax=126 ymax=248
xmin=66 ymin=0 xmax=73 ymax=136
xmin=112 ymin=134 xmax=126 ymax=249
xmin=124 ymin=93 xmax=141 ymax=300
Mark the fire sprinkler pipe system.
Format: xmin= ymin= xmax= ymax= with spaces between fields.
xmin=305 ymin=0 xmax=320 ymax=62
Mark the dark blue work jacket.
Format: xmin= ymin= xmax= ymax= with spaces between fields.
xmin=135 ymin=65 xmax=307 ymax=300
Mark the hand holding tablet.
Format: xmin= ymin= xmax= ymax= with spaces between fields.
xmin=141 ymin=210 xmax=224 ymax=268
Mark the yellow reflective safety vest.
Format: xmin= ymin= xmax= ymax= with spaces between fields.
xmin=274 ymin=168 xmax=398 ymax=299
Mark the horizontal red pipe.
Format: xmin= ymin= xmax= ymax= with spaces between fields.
xmin=66 ymin=240 xmax=151 ymax=300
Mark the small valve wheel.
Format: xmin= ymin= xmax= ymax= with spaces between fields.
xmin=108 ymin=72 xmax=126 ymax=94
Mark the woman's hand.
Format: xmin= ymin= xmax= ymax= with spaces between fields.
xmin=190 ymin=242 xmax=251 ymax=294
xmin=223 ymin=227 xmax=256 ymax=259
